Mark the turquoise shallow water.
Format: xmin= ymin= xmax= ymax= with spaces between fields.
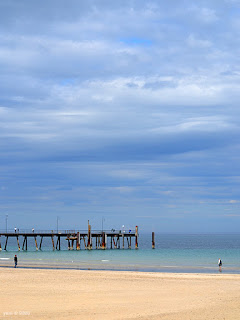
xmin=1 ymin=233 xmax=240 ymax=273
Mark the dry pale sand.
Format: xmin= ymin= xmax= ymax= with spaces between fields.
xmin=1 ymin=268 xmax=240 ymax=320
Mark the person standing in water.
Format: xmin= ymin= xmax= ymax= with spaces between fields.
xmin=14 ymin=255 xmax=18 ymax=268
xmin=218 ymin=258 xmax=222 ymax=271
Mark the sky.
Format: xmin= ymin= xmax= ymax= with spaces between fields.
xmin=0 ymin=0 xmax=240 ymax=233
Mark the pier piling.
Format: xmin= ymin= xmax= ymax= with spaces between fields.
xmin=4 ymin=236 xmax=8 ymax=250
xmin=77 ymin=232 xmax=80 ymax=250
xmin=56 ymin=236 xmax=61 ymax=250
xmin=135 ymin=226 xmax=138 ymax=249
xmin=34 ymin=236 xmax=38 ymax=251
xmin=22 ymin=236 xmax=26 ymax=250
xmin=102 ymin=232 xmax=106 ymax=249
xmin=152 ymin=232 xmax=155 ymax=249
xmin=39 ymin=237 xmax=43 ymax=250
xmin=17 ymin=236 xmax=20 ymax=251
xmin=51 ymin=235 xmax=55 ymax=251
xmin=87 ymin=221 xmax=92 ymax=250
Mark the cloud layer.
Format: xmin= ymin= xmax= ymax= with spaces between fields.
xmin=0 ymin=0 xmax=240 ymax=232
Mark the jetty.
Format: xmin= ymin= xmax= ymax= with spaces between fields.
xmin=0 ymin=222 xmax=140 ymax=251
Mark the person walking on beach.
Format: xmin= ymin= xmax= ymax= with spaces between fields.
xmin=218 ymin=258 xmax=222 ymax=271
xmin=14 ymin=255 xmax=18 ymax=268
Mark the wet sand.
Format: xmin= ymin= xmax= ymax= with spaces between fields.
xmin=1 ymin=268 xmax=240 ymax=319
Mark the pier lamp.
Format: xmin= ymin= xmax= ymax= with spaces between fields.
xmin=5 ymin=214 xmax=8 ymax=233
xmin=57 ymin=216 xmax=59 ymax=233
xmin=102 ymin=217 xmax=105 ymax=232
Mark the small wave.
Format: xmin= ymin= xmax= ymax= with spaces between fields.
xmin=101 ymin=260 xmax=109 ymax=262
xmin=0 ymin=258 xmax=10 ymax=260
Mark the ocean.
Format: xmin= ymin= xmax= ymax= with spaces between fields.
xmin=1 ymin=233 xmax=240 ymax=273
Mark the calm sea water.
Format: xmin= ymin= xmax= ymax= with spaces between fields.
xmin=1 ymin=233 xmax=240 ymax=273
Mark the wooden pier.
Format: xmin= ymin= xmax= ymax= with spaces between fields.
xmin=0 ymin=223 xmax=139 ymax=251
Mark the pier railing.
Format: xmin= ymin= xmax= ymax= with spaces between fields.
xmin=0 ymin=229 xmax=136 ymax=235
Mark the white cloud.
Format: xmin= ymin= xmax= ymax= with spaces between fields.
xmin=109 ymin=169 xmax=148 ymax=179
xmin=187 ymin=34 xmax=212 ymax=48
xmin=198 ymin=8 xmax=218 ymax=23
xmin=188 ymin=6 xmax=218 ymax=23
xmin=111 ymin=186 xmax=135 ymax=193
xmin=229 ymin=200 xmax=239 ymax=203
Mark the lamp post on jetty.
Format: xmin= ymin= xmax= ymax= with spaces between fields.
xmin=102 ymin=216 xmax=105 ymax=232
xmin=5 ymin=214 xmax=8 ymax=233
xmin=57 ymin=216 xmax=59 ymax=233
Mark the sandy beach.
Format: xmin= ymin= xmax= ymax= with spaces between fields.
xmin=1 ymin=268 xmax=240 ymax=320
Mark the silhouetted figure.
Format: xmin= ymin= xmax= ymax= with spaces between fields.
xmin=14 ymin=255 xmax=17 ymax=268
xmin=218 ymin=258 xmax=222 ymax=271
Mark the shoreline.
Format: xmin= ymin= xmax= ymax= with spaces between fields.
xmin=1 ymin=265 xmax=240 ymax=276
xmin=0 ymin=262 xmax=239 ymax=274
xmin=1 ymin=268 xmax=240 ymax=319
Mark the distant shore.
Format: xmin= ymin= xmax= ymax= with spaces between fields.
xmin=1 ymin=268 xmax=240 ymax=319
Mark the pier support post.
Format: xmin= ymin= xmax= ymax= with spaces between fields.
xmin=113 ymin=236 xmax=117 ymax=249
xmin=98 ymin=235 xmax=101 ymax=248
xmin=22 ymin=237 xmax=26 ymax=250
xmin=0 ymin=236 xmax=2 ymax=251
xmin=17 ymin=236 xmax=20 ymax=251
xmin=127 ymin=237 xmax=131 ymax=249
xmin=102 ymin=232 xmax=106 ymax=249
xmin=56 ymin=237 xmax=60 ymax=250
xmin=77 ymin=232 xmax=80 ymax=250
xmin=39 ymin=237 xmax=43 ymax=250
xmin=51 ymin=235 xmax=55 ymax=251
xmin=4 ymin=236 xmax=8 ymax=250
xmin=83 ymin=236 xmax=87 ymax=249
xmin=105 ymin=233 xmax=107 ymax=249
xmin=117 ymin=235 xmax=120 ymax=249
xmin=135 ymin=226 xmax=138 ymax=249
xmin=122 ymin=233 xmax=124 ymax=249
xmin=152 ymin=232 xmax=155 ymax=249
xmin=34 ymin=236 xmax=38 ymax=251
xmin=22 ymin=236 xmax=28 ymax=250
xmin=87 ymin=221 xmax=92 ymax=250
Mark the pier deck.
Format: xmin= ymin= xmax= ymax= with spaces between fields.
xmin=0 ymin=224 xmax=139 ymax=251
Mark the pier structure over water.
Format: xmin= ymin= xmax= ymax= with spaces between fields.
xmin=0 ymin=222 xmax=139 ymax=251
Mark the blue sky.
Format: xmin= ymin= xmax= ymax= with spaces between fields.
xmin=0 ymin=0 xmax=240 ymax=232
